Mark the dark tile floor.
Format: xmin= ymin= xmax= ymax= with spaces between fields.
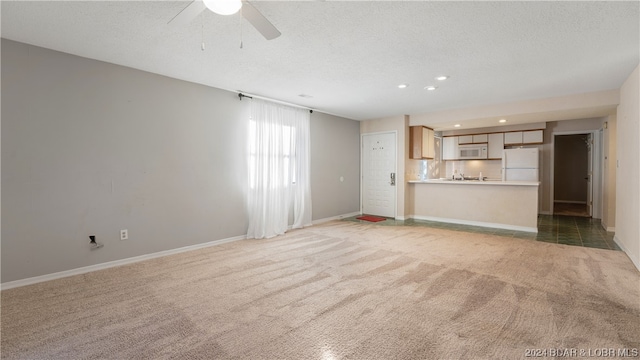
xmin=553 ymin=202 xmax=590 ymax=217
xmin=345 ymin=214 xmax=620 ymax=251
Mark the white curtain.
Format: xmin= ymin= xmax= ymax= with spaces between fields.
xmin=247 ymin=98 xmax=312 ymax=239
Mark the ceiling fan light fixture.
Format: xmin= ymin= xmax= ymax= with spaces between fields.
xmin=203 ymin=0 xmax=242 ymax=16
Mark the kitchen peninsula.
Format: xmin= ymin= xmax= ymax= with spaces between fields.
xmin=407 ymin=179 xmax=540 ymax=232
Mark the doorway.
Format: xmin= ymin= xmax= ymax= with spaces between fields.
xmin=361 ymin=132 xmax=397 ymax=218
xmin=553 ymin=133 xmax=591 ymax=217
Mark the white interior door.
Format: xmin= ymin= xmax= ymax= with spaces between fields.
xmin=362 ymin=132 xmax=396 ymax=218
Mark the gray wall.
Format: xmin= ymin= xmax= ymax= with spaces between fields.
xmin=1 ymin=39 xmax=360 ymax=283
xmin=615 ymin=64 xmax=639 ymax=269
xmin=310 ymin=112 xmax=360 ymax=220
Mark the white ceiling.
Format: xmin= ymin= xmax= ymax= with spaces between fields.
xmin=2 ymin=1 xmax=639 ymax=124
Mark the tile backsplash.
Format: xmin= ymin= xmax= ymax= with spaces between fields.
xmin=445 ymin=160 xmax=502 ymax=180
xmin=406 ymin=159 xmax=429 ymax=180
xmin=406 ymin=159 xmax=502 ymax=180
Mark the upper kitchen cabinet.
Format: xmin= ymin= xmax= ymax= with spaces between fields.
xmin=488 ymin=133 xmax=504 ymax=159
xmin=473 ymin=134 xmax=488 ymax=143
xmin=504 ymin=131 xmax=523 ymax=145
xmin=458 ymin=134 xmax=488 ymax=144
xmin=409 ymin=126 xmax=435 ymax=159
xmin=523 ymin=130 xmax=544 ymax=144
xmin=458 ymin=135 xmax=473 ymax=144
xmin=442 ymin=136 xmax=458 ymax=160
xmin=504 ymin=130 xmax=544 ymax=145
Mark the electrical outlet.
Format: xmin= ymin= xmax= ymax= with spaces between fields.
xmin=120 ymin=229 xmax=128 ymax=241
xmin=89 ymin=235 xmax=104 ymax=250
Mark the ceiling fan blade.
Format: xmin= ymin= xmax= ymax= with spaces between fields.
xmin=242 ymin=1 xmax=281 ymax=40
xmin=168 ymin=0 xmax=206 ymax=26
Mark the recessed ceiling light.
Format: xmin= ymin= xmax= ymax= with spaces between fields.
xmin=435 ymin=76 xmax=449 ymax=81
xmin=454 ymin=124 xmax=461 ymax=128
xmin=499 ymin=119 xmax=507 ymax=123
xmin=424 ymin=86 xmax=438 ymax=91
xmin=398 ymin=84 xmax=408 ymax=89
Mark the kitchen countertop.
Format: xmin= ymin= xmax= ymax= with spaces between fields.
xmin=408 ymin=179 xmax=540 ymax=186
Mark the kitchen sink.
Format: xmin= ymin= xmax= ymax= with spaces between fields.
xmin=437 ymin=177 xmax=488 ymax=181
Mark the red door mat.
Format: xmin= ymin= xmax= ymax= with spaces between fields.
xmin=357 ymin=215 xmax=387 ymax=222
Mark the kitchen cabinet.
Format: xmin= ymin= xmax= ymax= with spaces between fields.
xmin=523 ymin=130 xmax=543 ymax=144
xmin=442 ymin=136 xmax=458 ymax=160
xmin=504 ymin=130 xmax=544 ymax=145
xmin=459 ymin=134 xmax=488 ymax=144
xmin=488 ymin=133 xmax=504 ymax=159
xmin=409 ymin=126 xmax=435 ymax=159
xmin=442 ymin=129 xmax=543 ymax=161
xmin=458 ymin=135 xmax=473 ymax=144
xmin=504 ymin=131 xmax=523 ymax=145
xmin=472 ymin=134 xmax=488 ymax=143
xmin=424 ymin=128 xmax=436 ymax=158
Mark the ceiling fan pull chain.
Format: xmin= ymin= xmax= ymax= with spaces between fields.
xmin=201 ymin=15 xmax=205 ymax=51
xmin=239 ymin=7 xmax=244 ymax=49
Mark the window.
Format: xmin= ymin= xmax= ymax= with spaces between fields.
xmin=246 ymin=98 xmax=311 ymax=239
xmin=248 ymin=120 xmax=297 ymax=189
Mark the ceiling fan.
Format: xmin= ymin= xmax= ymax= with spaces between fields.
xmin=168 ymin=0 xmax=281 ymax=40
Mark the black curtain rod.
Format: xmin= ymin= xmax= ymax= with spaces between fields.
xmin=238 ymin=92 xmax=313 ymax=113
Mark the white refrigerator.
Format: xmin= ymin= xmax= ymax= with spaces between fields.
xmin=502 ymin=148 xmax=539 ymax=181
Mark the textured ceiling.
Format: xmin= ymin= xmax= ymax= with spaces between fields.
xmin=2 ymin=1 xmax=639 ymax=123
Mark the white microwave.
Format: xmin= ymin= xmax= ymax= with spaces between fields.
xmin=458 ymin=144 xmax=488 ymax=159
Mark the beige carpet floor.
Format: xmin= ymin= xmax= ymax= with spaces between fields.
xmin=2 ymin=221 xmax=639 ymax=359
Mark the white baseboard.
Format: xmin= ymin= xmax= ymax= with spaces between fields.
xmin=3 ymin=212 xmax=364 ymax=290
xmin=312 ymin=211 xmax=361 ymax=225
xmin=600 ymin=222 xmax=615 ymax=232
xmin=395 ymin=216 xmax=407 ymax=221
xmin=408 ymin=215 xmax=538 ymax=233
xmin=613 ymin=235 xmax=640 ymax=272
xmin=1 ymin=235 xmax=247 ymax=291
